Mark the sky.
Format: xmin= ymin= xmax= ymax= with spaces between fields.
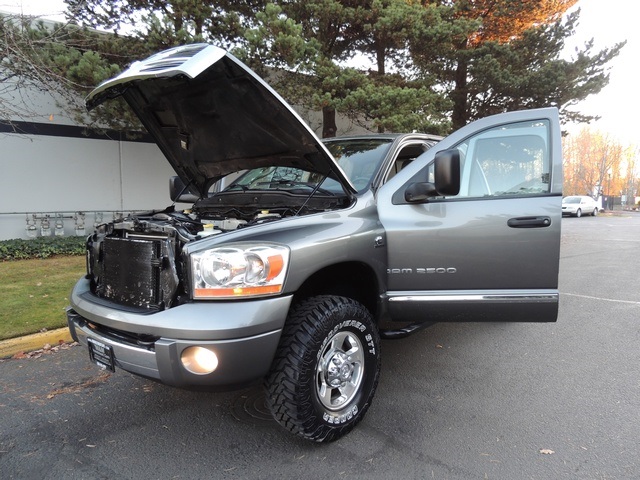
xmin=561 ymin=0 xmax=638 ymax=146
xmin=1 ymin=0 xmax=638 ymax=146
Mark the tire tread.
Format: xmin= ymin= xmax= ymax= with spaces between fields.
xmin=264 ymin=295 xmax=380 ymax=442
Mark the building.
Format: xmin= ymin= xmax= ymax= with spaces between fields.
xmin=0 ymin=42 xmax=368 ymax=240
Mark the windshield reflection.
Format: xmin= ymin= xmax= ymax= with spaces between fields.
xmin=224 ymin=138 xmax=393 ymax=194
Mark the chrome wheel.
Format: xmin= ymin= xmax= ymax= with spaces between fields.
xmin=316 ymin=331 xmax=364 ymax=410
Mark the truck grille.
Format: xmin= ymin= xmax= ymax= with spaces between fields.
xmin=96 ymin=236 xmax=178 ymax=310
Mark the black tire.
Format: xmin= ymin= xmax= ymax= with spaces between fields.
xmin=576 ymin=208 xmax=582 ymax=218
xmin=592 ymin=208 xmax=598 ymax=216
xmin=264 ymin=296 xmax=381 ymax=442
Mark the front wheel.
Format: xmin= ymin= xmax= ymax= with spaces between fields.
xmin=576 ymin=208 xmax=582 ymax=218
xmin=264 ymin=296 xmax=381 ymax=442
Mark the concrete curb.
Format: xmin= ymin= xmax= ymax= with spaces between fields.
xmin=0 ymin=328 xmax=73 ymax=359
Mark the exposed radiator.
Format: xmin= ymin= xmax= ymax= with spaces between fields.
xmin=97 ymin=235 xmax=178 ymax=309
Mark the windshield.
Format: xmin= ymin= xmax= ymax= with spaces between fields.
xmin=225 ymin=138 xmax=394 ymax=194
xmin=563 ymin=197 xmax=581 ymax=204
xmin=324 ymin=138 xmax=393 ymax=190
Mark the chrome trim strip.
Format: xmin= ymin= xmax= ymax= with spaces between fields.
xmin=387 ymin=290 xmax=558 ymax=303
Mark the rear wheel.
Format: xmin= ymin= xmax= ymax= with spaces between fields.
xmin=576 ymin=208 xmax=582 ymax=218
xmin=264 ymin=296 xmax=381 ymax=442
xmin=592 ymin=208 xmax=598 ymax=216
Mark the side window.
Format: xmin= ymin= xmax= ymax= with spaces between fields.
xmin=455 ymin=120 xmax=551 ymax=198
xmin=385 ymin=143 xmax=430 ymax=182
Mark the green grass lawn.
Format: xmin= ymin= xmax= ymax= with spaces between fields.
xmin=0 ymin=256 xmax=86 ymax=340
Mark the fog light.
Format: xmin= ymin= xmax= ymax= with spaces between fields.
xmin=180 ymin=347 xmax=218 ymax=375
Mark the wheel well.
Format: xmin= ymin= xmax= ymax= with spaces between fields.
xmin=293 ymin=262 xmax=380 ymax=318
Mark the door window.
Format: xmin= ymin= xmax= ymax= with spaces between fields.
xmin=453 ymin=120 xmax=551 ymax=198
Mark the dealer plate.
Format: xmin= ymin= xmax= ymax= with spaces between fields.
xmin=87 ymin=338 xmax=115 ymax=372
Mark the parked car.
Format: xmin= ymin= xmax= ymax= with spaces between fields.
xmin=67 ymin=44 xmax=563 ymax=442
xmin=562 ymin=195 xmax=599 ymax=217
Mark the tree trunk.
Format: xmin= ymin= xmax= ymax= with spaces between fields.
xmin=451 ymin=57 xmax=469 ymax=130
xmin=376 ymin=46 xmax=386 ymax=75
xmin=322 ymin=105 xmax=337 ymax=138
xmin=376 ymin=45 xmax=386 ymax=133
xmin=174 ymin=15 xmax=184 ymax=34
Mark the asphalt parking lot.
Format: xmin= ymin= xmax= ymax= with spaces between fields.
xmin=1 ymin=213 xmax=639 ymax=479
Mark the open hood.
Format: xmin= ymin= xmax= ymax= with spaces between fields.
xmin=86 ymin=44 xmax=356 ymax=196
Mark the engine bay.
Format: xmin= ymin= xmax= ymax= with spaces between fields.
xmin=84 ymin=187 xmax=351 ymax=310
xmin=119 ymin=189 xmax=350 ymax=243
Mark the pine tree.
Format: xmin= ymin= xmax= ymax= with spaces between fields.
xmin=1 ymin=0 xmax=626 ymax=138
xmin=244 ymin=0 xmax=454 ymax=136
xmin=412 ymin=0 xmax=625 ymax=130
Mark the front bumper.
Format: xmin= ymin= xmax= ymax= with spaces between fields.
xmin=67 ymin=277 xmax=292 ymax=389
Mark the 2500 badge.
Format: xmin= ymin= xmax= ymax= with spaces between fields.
xmin=387 ymin=267 xmax=457 ymax=274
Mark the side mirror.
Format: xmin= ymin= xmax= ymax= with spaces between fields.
xmin=169 ymin=176 xmax=199 ymax=203
xmin=404 ymin=149 xmax=460 ymax=203
xmin=433 ymin=149 xmax=461 ymax=196
xmin=404 ymin=182 xmax=438 ymax=203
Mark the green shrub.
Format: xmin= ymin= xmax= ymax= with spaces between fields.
xmin=0 ymin=236 xmax=86 ymax=261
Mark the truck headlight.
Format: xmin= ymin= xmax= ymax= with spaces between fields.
xmin=191 ymin=244 xmax=289 ymax=299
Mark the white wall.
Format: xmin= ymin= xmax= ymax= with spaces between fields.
xmin=119 ymin=141 xmax=180 ymax=210
xmin=0 ymin=132 xmax=177 ymax=240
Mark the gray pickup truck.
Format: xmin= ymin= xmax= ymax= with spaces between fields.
xmin=67 ymin=44 xmax=563 ymax=442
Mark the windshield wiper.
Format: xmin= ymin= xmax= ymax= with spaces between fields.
xmin=224 ymin=184 xmax=248 ymax=191
xmin=256 ymin=180 xmax=335 ymax=196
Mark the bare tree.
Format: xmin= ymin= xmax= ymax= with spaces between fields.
xmin=1 ymin=13 xmax=78 ymax=124
xmin=1 ymin=11 xmax=141 ymax=131
xmin=563 ymin=128 xmax=637 ymax=200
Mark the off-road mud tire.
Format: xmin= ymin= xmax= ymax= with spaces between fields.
xmin=264 ymin=296 xmax=380 ymax=442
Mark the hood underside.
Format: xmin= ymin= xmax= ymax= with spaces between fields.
xmin=86 ymin=44 xmax=355 ymax=196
